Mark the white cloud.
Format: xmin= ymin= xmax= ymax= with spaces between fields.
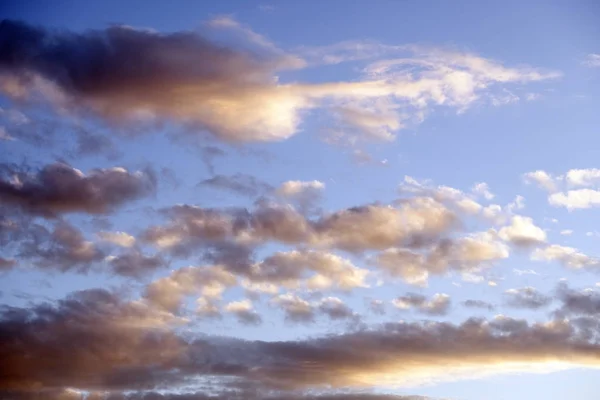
xmin=583 ymin=53 xmax=600 ymax=68
xmin=532 ymin=244 xmax=600 ymax=270
xmin=566 ymin=168 xmax=600 ymax=187
xmin=523 ymin=170 xmax=559 ymax=192
xmin=472 ymin=182 xmax=495 ymax=200
xmin=498 ymin=216 xmax=546 ymax=246
xmin=549 ymin=189 xmax=600 ymax=210
xmin=560 ymin=230 xmax=573 ymax=236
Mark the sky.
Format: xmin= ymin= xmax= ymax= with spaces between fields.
xmin=1 ymin=1 xmax=600 ymax=399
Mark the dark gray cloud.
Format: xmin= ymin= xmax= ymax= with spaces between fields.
xmin=108 ymin=251 xmax=167 ymax=278
xmin=0 ymin=289 xmax=184 ymax=393
xmin=2 ymin=290 xmax=600 ymax=398
xmin=18 ymin=221 xmax=104 ymax=272
xmin=0 ymin=162 xmax=156 ymax=217
xmin=318 ymin=297 xmax=356 ymax=320
xmin=555 ymin=282 xmax=600 ymax=317
xmin=504 ymin=287 xmax=552 ymax=310
xmin=0 ymin=19 xmax=302 ymax=142
xmin=462 ymin=299 xmax=495 ymax=311
xmin=199 ymin=173 xmax=273 ymax=198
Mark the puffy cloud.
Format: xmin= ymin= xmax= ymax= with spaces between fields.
xmin=19 ymin=221 xmax=103 ymax=272
xmin=316 ymin=198 xmax=457 ymax=252
xmin=471 ymin=182 xmax=494 ymax=200
xmin=392 ymin=293 xmax=451 ymax=316
xmin=565 ymin=168 xmax=600 ymax=187
xmin=523 ymin=170 xmax=559 ymax=192
xmin=504 ymin=287 xmax=552 ymax=309
xmin=0 ymin=20 xmax=559 ymax=144
xmin=549 ymin=189 xmax=600 ymax=210
xmin=374 ymin=232 xmax=508 ymax=285
xmin=555 ymin=283 xmax=600 ymax=317
xmin=225 ymin=299 xmax=262 ymax=325
xmin=276 ymin=180 xmax=325 ymax=210
xmin=250 ymin=250 xmax=368 ymax=290
xmin=272 ymin=293 xmax=315 ymax=323
xmin=523 ymin=168 xmax=600 ymax=209
xmin=532 ymin=244 xmax=600 ymax=270
xmin=199 ymin=173 xmax=273 ymax=198
xmin=144 ymin=265 xmax=237 ymax=313
xmin=272 ymin=294 xmax=356 ymax=323
xmin=98 ymin=231 xmax=136 ymax=247
xmin=318 ymin=297 xmax=356 ymax=320
xmin=498 ymin=215 xmax=546 ymax=247
xmin=0 ymin=162 xmax=156 ymax=217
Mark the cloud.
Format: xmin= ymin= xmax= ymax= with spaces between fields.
xmin=369 ymin=299 xmax=386 ymax=315
xmin=531 ymin=244 xmax=600 ymax=270
xmin=462 ymin=299 xmax=495 ymax=311
xmin=276 ymin=180 xmax=325 ymax=210
xmin=272 ymin=293 xmax=315 ymax=323
xmin=199 ymin=173 xmax=273 ymax=198
xmin=513 ymin=268 xmax=539 ymax=276
xmin=565 ymin=168 xmax=600 ymax=187
xmin=4 ymin=290 xmax=600 ymax=398
xmin=98 ymin=231 xmax=136 ymax=247
xmin=225 ymin=299 xmax=262 ymax=325
xmin=555 ymin=282 xmax=600 ymax=317
xmin=0 ymin=20 xmax=559 ymax=144
xmin=498 ymin=215 xmax=546 ymax=247
xmin=549 ymin=189 xmax=600 ymax=210
xmin=18 ymin=221 xmax=103 ymax=272
xmin=392 ymin=293 xmax=451 ymax=315
xmin=0 ymin=19 xmax=304 ymax=142
xmin=143 ymin=197 xmax=458 ymax=258
xmin=0 ymin=162 xmax=156 ymax=217
xmin=107 ymin=251 xmax=166 ymax=278
xmin=250 ymin=250 xmax=368 ymax=290
xmin=523 ymin=170 xmax=559 ymax=192
xmin=471 ymin=182 xmax=494 ymax=200
xmin=583 ymin=53 xmax=600 ymax=68
xmin=0 ymin=289 xmax=184 ymax=393
xmin=318 ymin=297 xmax=356 ymax=320
xmin=560 ymin=229 xmax=573 ymax=236
xmin=374 ymin=232 xmax=508 ymax=285
xmin=504 ymin=287 xmax=552 ymax=309
xmin=144 ymin=265 xmax=237 ymax=313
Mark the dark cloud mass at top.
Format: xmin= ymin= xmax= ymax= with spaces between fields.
xmin=0 ymin=19 xmax=302 ymax=142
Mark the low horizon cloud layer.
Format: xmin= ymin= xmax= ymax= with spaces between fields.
xmin=1 ymin=4 xmax=600 ymax=400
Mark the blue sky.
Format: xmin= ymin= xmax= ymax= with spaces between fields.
xmin=1 ymin=1 xmax=600 ymax=399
